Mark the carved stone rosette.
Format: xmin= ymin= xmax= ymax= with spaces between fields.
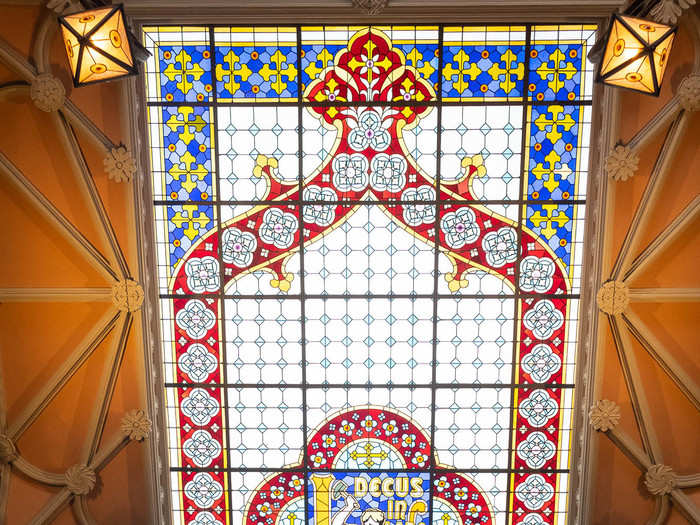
xmin=596 ymin=280 xmax=629 ymax=315
xmin=0 ymin=434 xmax=18 ymax=464
xmin=677 ymin=74 xmax=700 ymax=113
xmin=589 ymin=399 xmax=621 ymax=431
xmin=121 ymin=409 xmax=152 ymax=441
xmin=645 ymin=464 xmax=677 ymax=495
xmin=605 ymin=144 xmax=639 ymax=182
xmin=30 ymin=73 xmax=65 ymax=113
xmin=352 ymin=0 xmax=389 ymax=15
xmin=112 ymin=279 xmax=145 ymax=312
xmin=65 ymin=464 xmax=96 ymax=495
xmin=104 ymin=145 xmax=137 ymax=183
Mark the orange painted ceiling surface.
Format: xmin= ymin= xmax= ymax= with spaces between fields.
xmin=0 ymin=4 xmax=698 ymax=524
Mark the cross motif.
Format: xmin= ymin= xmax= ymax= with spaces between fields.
xmin=530 ymin=204 xmax=569 ymax=240
xmin=536 ymin=48 xmax=577 ymax=94
xmin=215 ymin=49 xmax=252 ymax=96
xmin=487 ymin=49 xmax=524 ymax=94
xmin=531 ymin=150 xmax=572 ymax=193
xmin=349 ymin=441 xmax=389 ymax=468
xmin=443 ymin=49 xmax=481 ymax=94
xmin=533 ymin=105 xmax=576 ymax=144
xmin=171 ymin=205 xmax=211 ymax=241
xmin=163 ymin=49 xmax=205 ymax=95
xmin=169 ymin=151 xmax=208 ymax=193
xmin=441 ymin=513 xmax=453 ymax=525
xmin=304 ymin=48 xmax=334 ymax=82
xmin=406 ymin=48 xmax=436 ymax=81
xmin=165 ymin=107 xmax=207 ymax=145
xmin=259 ymin=49 xmax=298 ymax=95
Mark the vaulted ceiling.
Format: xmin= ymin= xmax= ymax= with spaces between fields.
xmin=0 ymin=2 xmax=698 ymax=524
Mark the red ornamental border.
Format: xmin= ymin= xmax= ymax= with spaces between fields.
xmin=244 ymin=408 xmax=493 ymax=525
xmin=169 ymin=26 xmax=572 ymax=524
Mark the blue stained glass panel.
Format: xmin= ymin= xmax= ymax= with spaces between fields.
xmin=159 ymin=45 xmax=213 ymax=103
xmin=161 ymin=106 xmax=213 ymax=201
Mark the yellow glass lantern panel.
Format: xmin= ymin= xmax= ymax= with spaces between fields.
xmin=597 ymin=13 xmax=676 ymax=96
xmin=602 ymin=54 xmax=655 ymax=93
xmin=652 ymin=32 xmax=675 ymax=87
xmin=599 ymin=17 xmax=645 ymax=77
xmin=59 ymin=5 xmax=137 ymax=86
xmin=61 ymin=7 xmax=114 ymax=37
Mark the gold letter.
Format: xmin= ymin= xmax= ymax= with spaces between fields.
xmin=369 ymin=477 xmax=382 ymax=498
xmin=355 ymin=477 xmax=368 ymax=499
xmin=381 ymin=478 xmax=395 ymax=498
xmin=409 ymin=477 xmax=424 ymax=498
xmin=311 ymin=474 xmax=334 ymax=525
xmin=395 ymin=477 xmax=409 ymax=498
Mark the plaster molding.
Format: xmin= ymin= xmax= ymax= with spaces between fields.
xmin=589 ymin=399 xmax=621 ymax=431
xmin=64 ymin=464 xmax=97 ymax=496
xmin=111 ymin=279 xmax=145 ymax=312
xmin=352 ymin=0 xmax=389 ymax=14
xmin=650 ymin=0 xmax=697 ymax=25
xmin=605 ymin=144 xmax=639 ymax=182
xmin=121 ymin=409 xmax=152 ymax=441
xmin=0 ymin=434 xmax=17 ymax=464
xmin=596 ymin=280 xmax=629 ymax=315
xmin=104 ymin=145 xmax=137 ymax=183
xmin=30 ymin=73 xmax=65 ymax=112
xmin=645 ymin=464 xmax=677 ymax=496
xmin=677 ymin=74 xmax=700 ymax=112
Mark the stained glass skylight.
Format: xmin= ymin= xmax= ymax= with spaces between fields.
xmin=142 ymin=23 xmax=596 ymax=525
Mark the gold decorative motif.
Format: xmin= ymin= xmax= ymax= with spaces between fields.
xmin=352 ymin=0 xmax=389 ymax=15
xmin=0 ymin=434 xmax=17 ymax=464
xmin=589 ymin=399 xmax=621 ymax=431
xmin=104 ymin=145 xmax=137 ymax=183
xmin=677 ymin=74 xmax=700 ymax=112
xmin=30 ymin=73 xmax=65 ymax=112
xmin=650 ymin=0 xmax=696 ymax=25
xmin=596 ymin=280 xmax=629 ymax=315
xmin=645 ymin=464 xmax=677 ymax=495
xmin=120 ymin=409 xmax=152 ymax=441
xmin=65 ymin=464 xmax=96 ymax=495
xmin=605 ymin=144 xmax=639 ymax=182
xmin=111 ymin=279 xmax=144 ymax=312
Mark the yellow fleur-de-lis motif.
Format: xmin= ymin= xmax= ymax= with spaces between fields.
xmin=259 ymin=50 xmax=298 ymax=95
xmin=530 ymin=204 xmax=569 ymax=240
xmin=304 ymin=48 xmax=334 ymax=80
xmin=171 ymin=205 xmax=211 ymax=241
xmin=163 ymin=49 xmax=205 ymax=95
xmin=169 ymin=151 xmax=208 ymax=193
xmin=531 ymin=150 xmax=572 ymax=193
xmin=443 ymin=49 xmax=481 ymax=94
xmin=533 ymin=105 xmax=576 ymax=144
xmin=215 ymin=49 xmax=252 ymax=95
xmin=487 ymin=49 xmax=524 ymax=94
xmin=165 ymin=107 xmax=207 ymax=145
xmin=406 ymin=48 xmax=436 ymax=81
xmin=536 ymin=48 xmax=577 ymax=94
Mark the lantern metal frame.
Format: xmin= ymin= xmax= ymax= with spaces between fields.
xmin=58 ymin=4 xmax=139 ymax=87
xmin=596 ymin=12 xmax=677 ymax=96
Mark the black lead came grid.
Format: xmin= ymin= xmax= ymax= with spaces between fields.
xmin=146 ymin=23 xmax=593 ymax=522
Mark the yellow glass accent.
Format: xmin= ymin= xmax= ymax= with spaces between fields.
xmin=215 ymin=49 xmax=252 ymax=96
xmin=165 ymin=107 xmax=207 ymax=145
xmin=536 ymin=49 xmax=577 ymax=94
xmin=259 ymin=50 xmax=298 ymax=95
xmin=59 ymin=5 xmax=136 ymax=86
xmin=169 ymin=151 xmax=208 ymax=193
xmin=163 ymin=49 xmax=205 ymax=95
xmin=443 ymin=49 xmax=481 ymax=93
xmin=487 ymin=48 xmax=524 ymax=94
xmin=599 ymin=14 xmax=676 ymax=95
xmin=531 ymin=150 xmax=572 ymax=193
xmin=171 ymin=205 xmax=211 ymax=241
xmin=533 ymin=105 xmax=576 ymax=144
xmin=530 ymin=204 xmax=569 ymax=240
